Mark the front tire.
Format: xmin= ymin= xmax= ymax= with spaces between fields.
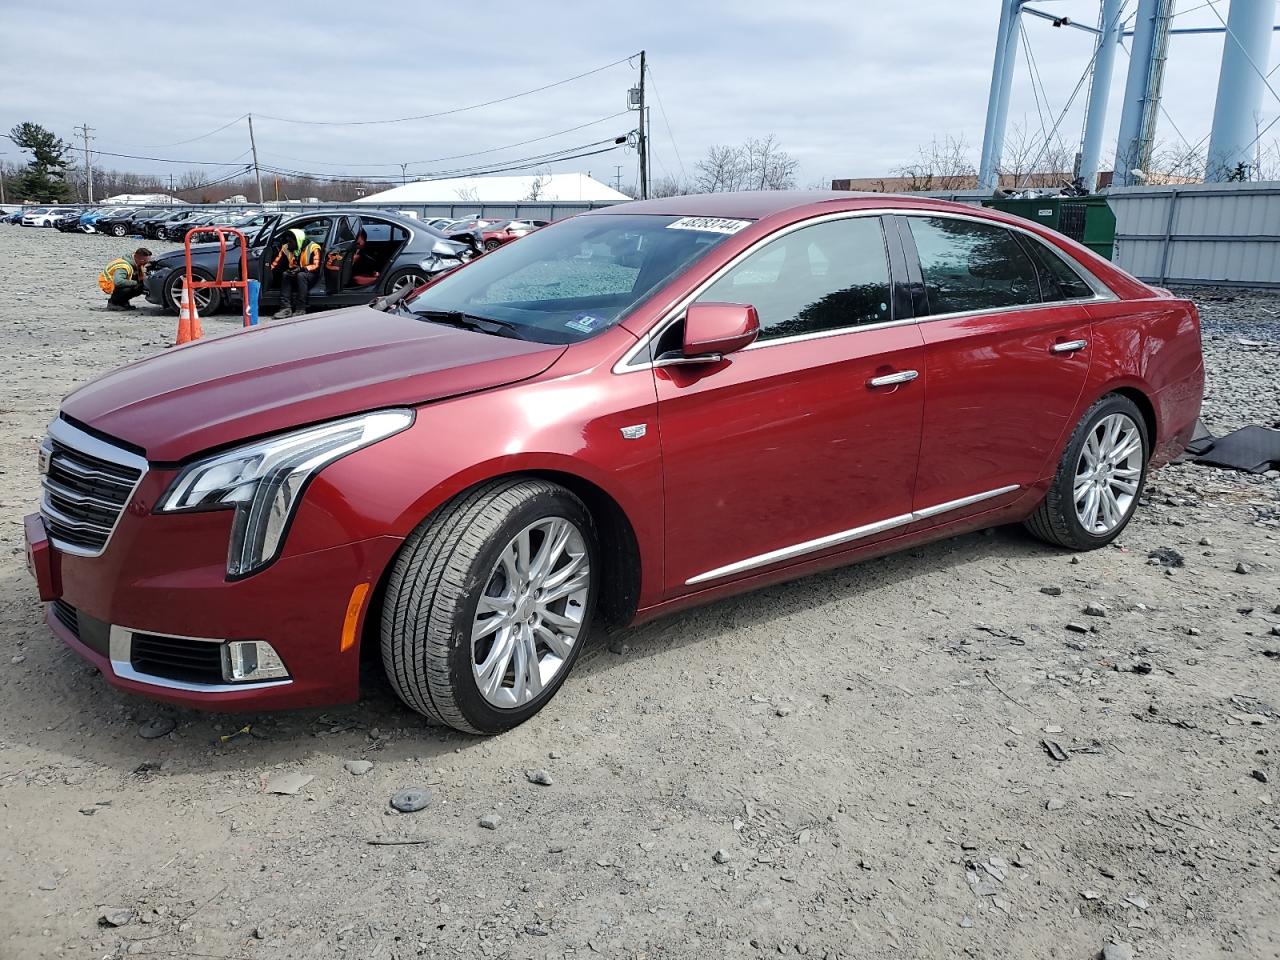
xmin=110 ymin=223 xmax=127 ymax=237
xmin=1024 ymin=394 xmax=1149 ymax=550
xmin=164 ymin=269 xmax=222 ymax=314
xmin=381 ymin=478 xmax=598 ymax=734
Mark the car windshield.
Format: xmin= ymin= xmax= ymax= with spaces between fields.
xmin=406 ymin=213 xmax=745 ymax=344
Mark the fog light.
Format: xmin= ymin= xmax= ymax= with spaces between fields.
xmin=223 ymin=641 xmax=289 ymax=682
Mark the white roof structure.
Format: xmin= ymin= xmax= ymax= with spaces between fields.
xmin=355 ymin=172 xmax=628 ymax=205
xmin=101 ymin=193 xmax=188 ymax=206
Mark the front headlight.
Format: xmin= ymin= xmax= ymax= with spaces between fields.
xmin=158 ymin=410 xmax=414 ymax=577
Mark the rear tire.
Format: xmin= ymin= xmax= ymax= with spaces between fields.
xmin=381 ymin=267 xmax=429 ymax=299
xmin=1024 ymin=393 xmax=1149 ymax=550
xmin=381 ymin=478 xmax=598 ymax=735
xmin=483 ymin=238 xmax=501 ymax=251
xmin=111 ymin=223 xmax=127 ymax=237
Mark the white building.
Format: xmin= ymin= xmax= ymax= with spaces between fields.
xmin=100 ymin=193 xmax=188 ymax=206
xmin=354 ymin=172 xmax=628 ymax=205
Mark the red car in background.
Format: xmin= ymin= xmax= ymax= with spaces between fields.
xmin=27 ymin=192 xmax=1203 ymax=734
xmin=476 ymin=218 xmax=550 ymax=251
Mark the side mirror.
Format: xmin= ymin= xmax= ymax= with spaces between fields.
xmin=655 ymin=302 xmax=759 ymax=368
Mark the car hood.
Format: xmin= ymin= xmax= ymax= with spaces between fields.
xmin=60 ymin=306 xmax=567 ymax=462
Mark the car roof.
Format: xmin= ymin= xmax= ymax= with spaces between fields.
xmin=581 ymin=190 xmax=986 ymax=220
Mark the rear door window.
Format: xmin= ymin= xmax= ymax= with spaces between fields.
xmin=1015 ymin=234 xmax=1097 ymax=302
xmin=907 ymin=216 xmax=1041 ymax=315
xmin=696 ymin=216 xmax=892 ymax=341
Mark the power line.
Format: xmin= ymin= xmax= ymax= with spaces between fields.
xmin=113 ymin=114 xmax=250 ymax=150
xmin=81 ymin=145 xmax=262 ymax=166
xmin=255 ymin=54 xmax=638 ymax=127
xmin=261 ymin=111 xmax=631 ymax=169
xmin=1019 ymin=22 xmax=1058 ymax=162
xmin=644 ymin=62 xmax=686 ymax=180
xmin=258 ymin=137 xmax=628 ymax=184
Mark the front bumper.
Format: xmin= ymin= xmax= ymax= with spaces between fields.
xmin=143 ymin=268 xmax=170 ymax=305
xmin=25 ymin=461 xmax=405 ymax=711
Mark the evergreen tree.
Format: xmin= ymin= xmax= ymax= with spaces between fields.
xmin=9 ymin=122 xmax=73 ymax=201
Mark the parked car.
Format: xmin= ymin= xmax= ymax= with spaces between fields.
xmin=3 ymin=208 xmax=27 ymax=224
xmin=53 ymin=209 xmax=86 ymax=232
xmin=161 ymin=212 xmax=219 ymax=241
xmin=26 ymin=192 xmax=1204 ymax=734
xmin=23 ymin=206 xmax=77 ymax=227
xmin=79 ymin=207 xmax=127 ymax=233
xmin=474 ymin=219 xmax=549 ymax=250
xmin=136 ymin=209 xmax=195 ymax=239
xmin=142 ymin=209 xmax=468 ymax=314
xmin=95 ymin=208 xmax=162 ymax=238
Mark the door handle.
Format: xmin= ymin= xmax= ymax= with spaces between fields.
xmin=867 ymin=370 xmax=919 ymax=389
xmin=1051 ymin=339 xmax=1088 ymax=354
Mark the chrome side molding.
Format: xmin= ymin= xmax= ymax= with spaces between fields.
xmin=685 ymin=484 xmax=1021 ymax=586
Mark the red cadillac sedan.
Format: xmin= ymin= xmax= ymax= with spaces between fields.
xmin=26 ymin=192 xmax=1204 ymax=734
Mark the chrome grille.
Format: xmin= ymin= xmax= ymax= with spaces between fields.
xmin=40 ymin=419 xmax=147 ymax=556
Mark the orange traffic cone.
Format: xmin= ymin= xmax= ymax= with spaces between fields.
xmin=176 ymin=282 xmax=204 ymax=345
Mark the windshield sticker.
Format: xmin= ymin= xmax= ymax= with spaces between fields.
xmin=666 ymin=216 xmax=752 ymax=235
xmin=566 ymin=314 xmax=603 ymax=334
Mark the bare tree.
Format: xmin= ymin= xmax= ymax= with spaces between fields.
xmin=694 ymin=136 xmax=798 ymax=193
xmin=523 ymin=172 xmax=551 ymax=202
xmin=892 ymin=134 xmax=977 ymax=191
xmin=997 ymin=121 xmax=1075 ymax=189
xmin=1143 ymin=139 xmax=1207 ymax=184
xmin=455 ymin=186 xmax=481 ymax=202
xmin=743 ymin=135 xmax=798 ymax=190
xmin=1253 ymin=137 xmax=1280 ymax=182
xmin=649 ymin=175 xmax=691 ymax=197
xmin=695 ymin=144 xmax=749 ymax=192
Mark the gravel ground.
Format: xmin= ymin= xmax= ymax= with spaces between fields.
xmin=0 ymin=227 xmax=1278 ymax=960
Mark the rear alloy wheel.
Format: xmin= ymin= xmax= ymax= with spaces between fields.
xmin=1024 ymin=394 xmax=1149 ymax=550
xmin=382 ymin=267 xmax=429 ymax=299
xmin=483 ymin=238 xmax=502 ymax=251
xmin=381 ymin=478 xmax=598 ymax=734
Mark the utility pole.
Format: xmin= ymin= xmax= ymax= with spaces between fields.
xmin=0 ymin=152 xmax=7 ymax=206
xmin=168 ymin=173 xmax=176 ymax=194
xmin=638 ymin=50 xmax=648 ymax=199
xmin=247 ymin=114 xmax=265 ymax=204
xmin=399 ymin=162 xmax=409 ymax=185
xmin=75 ymin=124 xmax=95 ymax=203
xmin=614 ymin=165 xmax=623 ymax=193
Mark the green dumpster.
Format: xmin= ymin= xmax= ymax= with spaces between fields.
xmin=981 ymin=195 xmax=1116 ymax=261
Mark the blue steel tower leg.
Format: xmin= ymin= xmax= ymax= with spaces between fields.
xmin=1205 ymin=0 xmax=1278 ymax=180
xmin=1079 ymin=0 xmax=1125 ymax=191
xmin=978 ymin=0 xmax=1024 ymax=192
xmin=1114 ymin=0 xmax=1172 ymax=185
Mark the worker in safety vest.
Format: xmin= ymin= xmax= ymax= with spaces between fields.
xmin=270 ymin=227 xmax=323 ymax=319
xmin=98 ymin=247 xmax=152 ymax=311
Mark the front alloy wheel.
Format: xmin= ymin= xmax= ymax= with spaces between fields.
xmin=472 ymin=517 xmax=590 ymax=708
xmin=382 ymin=478 xmax=598 ymax=734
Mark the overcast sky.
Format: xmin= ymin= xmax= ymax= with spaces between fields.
xmin=3 ymin=0 xmax=1275 ymax=192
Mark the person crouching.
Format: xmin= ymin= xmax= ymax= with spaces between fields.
xmin=99 ymin=247 xmax=152 ymax=311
